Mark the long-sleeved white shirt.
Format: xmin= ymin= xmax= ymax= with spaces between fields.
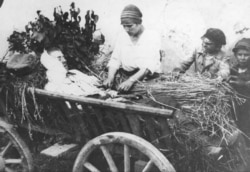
xmin=108 ymin=29 xmax=162 ymax=74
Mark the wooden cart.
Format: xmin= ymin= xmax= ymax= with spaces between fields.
xmin=0 ymin=82 xmax=180 ymax=172
xmin=0 ymin=63 xmax=248 ymax=172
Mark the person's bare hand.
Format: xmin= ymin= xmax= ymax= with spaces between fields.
xmin=118 ymin=79 xmax=134 ymax=92
xmin=172 ymin=67 xmax=182 ymax=73
xmin=202 ymin=71 xmax=212 ymax=78
xmin=172 ymin=71 xmax=181 ymax=80
xmin=102 ymin=78 xmax=114 ymax=89
xmin=172 ymin=68 xmax=183 ymax=80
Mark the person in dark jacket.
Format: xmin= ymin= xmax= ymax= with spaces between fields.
xmin=229 ymin=38 xmax=250 ymax=139
xmin=173 ymin=28 xmax=230 ymax=79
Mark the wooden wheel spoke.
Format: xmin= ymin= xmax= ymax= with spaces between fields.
xmin=0 ymin=142 xmax=12 ymax=156
xmin=142 ymin=160 xmax=154 ymax=172
xmin=0 ymin=123 xmax=33 ymax=172
xmin=124 ymin=145 xmax=130 ymax=172
xmin=84 ymin=162 xmax=101 ymax=172
xmin=73 ymin=132 xmax=175 ymax=172
xmin=5 ymin=158 xmax=22 ymax=164
xmin=100 ymin=145 xmax=118 ymax=172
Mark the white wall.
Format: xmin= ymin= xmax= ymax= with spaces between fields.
xmin=1 ymin=0 xmax=250 ymax=72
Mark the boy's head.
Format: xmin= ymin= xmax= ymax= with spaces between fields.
xmin=233 ymin=38 xmax=250 ymax=69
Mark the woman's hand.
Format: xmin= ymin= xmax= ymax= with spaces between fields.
xmin=118 ymin=78 xmax=135 ymax=92
xmin=102 ymin=67 xmax=118 ymax=89
xmin=102 ymin=78 xmax=114 ymax=89
xmin=118 ymin=68 xmax=148 ymax=92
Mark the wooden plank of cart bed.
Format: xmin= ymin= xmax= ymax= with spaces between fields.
xmin=28 ymin=88 xmax=174 ymax=117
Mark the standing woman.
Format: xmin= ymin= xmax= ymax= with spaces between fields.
xmin=103 ymin=4 xmax=162 ymax=92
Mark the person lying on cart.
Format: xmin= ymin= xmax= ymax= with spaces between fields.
xmin=228 ymin=38 xmax=250 ymax=142
xmin=103 ymin=4 xmax=162 ymax=92
xmin=173 ymin=28 xmax=230 ymax=79
xmin=40 ymin=48 xmax=106 ymax=97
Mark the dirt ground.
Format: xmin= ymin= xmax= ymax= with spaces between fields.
xmin=33 ymin=154 xmax=75 ymax=172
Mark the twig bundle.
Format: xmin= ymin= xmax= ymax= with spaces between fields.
xmin=131 ymin=73 xmax=247 ymax=171
xmin=132 ymin=74 xmax=245 ymax=143
xmin=10 ymin=63 xmax=47 ymax=122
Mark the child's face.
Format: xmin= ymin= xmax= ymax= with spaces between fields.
xmin=235 ymin=49 xmax=250 ymax=68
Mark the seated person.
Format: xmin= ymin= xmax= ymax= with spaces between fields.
xmin=173 ymin=28 xmax=230 ymax=79
xmin=228 ymin=38 xmax=250 ymax=138
xmin=103 ymin=4 xmax=161 ymax=92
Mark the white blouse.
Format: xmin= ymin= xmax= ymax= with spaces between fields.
xmin=108 ymin=29 xmax=162 ymax=74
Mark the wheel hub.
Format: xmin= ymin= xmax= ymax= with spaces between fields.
xmin=0 ymin=156 xmax=5 ymax=172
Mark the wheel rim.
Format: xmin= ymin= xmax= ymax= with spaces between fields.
xmin=73 ymin=132 xmax=175 ymax=172
xmin=0 ymin=156 xmax=5 ymax=171
xmin=0 ymin=123 xmax=33 ymax=172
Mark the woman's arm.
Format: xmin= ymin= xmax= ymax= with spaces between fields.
xmin=103 ymin=66 xmax=119 ymax=88
xmin=118 ymin=68 xmax=150 ymax=92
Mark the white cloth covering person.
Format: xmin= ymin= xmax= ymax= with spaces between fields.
xmin=40 ymin=49 xmax=105 ymax=97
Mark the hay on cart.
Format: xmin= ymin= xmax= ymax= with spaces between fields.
xmin=129 ymin=73 xmax=248 ymax=172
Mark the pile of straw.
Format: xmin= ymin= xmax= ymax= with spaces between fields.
xmin=131 ymin=73 xmax=245 ymax=142
xmin=130 ymin=73 xmax=247 ymax=172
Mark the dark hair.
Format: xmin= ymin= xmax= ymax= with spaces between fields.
xmin=202 ymin=28 xmax=226 ymax=46
xmin=233 ymin=38 xmax=250 ymax=53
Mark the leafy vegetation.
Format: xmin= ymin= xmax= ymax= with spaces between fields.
xmin=7 ymin=2 xmax=104 ymax=73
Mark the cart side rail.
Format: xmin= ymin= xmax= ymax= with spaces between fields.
xmin=25 ymin=87 xmax=176 ymax=150
xmin=28 ymin=88 xmax=174 ymax=118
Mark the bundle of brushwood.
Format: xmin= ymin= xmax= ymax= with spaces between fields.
xmin=131 ymin=73 xmax=244 ymax=139
xmin=5 ymin=62 xmax=47 ymax=124
xmin=130 ymin=73 xmax=248 ymax=172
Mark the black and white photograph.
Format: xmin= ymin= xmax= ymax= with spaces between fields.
xmin=0 ymin=0 xmax=250 ymax=171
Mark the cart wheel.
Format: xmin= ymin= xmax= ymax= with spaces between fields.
xmin=0 ymin=121 xmax=33 ymax=172
xmin=73 ymin=132 xmax=175 ymax=172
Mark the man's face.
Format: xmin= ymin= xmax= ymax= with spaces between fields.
xmin=235 ymin=49 xmax=250 ymax=68
xmin=122 ymin=23 xmax=140 ymax=37
xmin=202 ymin=37 xmax=217 ymax=54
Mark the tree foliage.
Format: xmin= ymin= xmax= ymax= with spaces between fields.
xmin=7 ymin=2 xmax=104 ymax=72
